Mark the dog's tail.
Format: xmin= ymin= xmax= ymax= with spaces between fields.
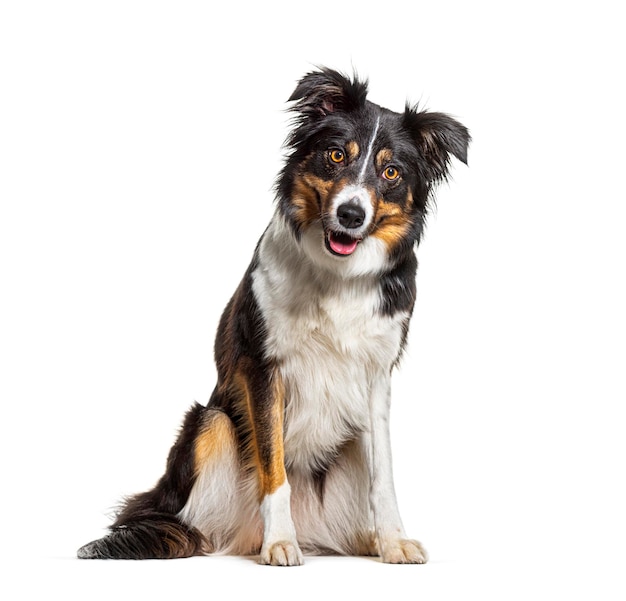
xmin=76 ymin=512 xmax=206 ymax=560
xmin=77 ymin=403 xmax=209 ymax=560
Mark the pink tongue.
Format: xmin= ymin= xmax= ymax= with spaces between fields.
xmin=329 ymin=234 xmax=358 ymax=255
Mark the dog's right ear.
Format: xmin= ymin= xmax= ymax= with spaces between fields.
xmin=288 ymin=67 xmax=368 ymax=118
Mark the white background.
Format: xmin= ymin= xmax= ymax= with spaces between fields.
xmin=1 ymin=1 xmax=624 ymax=599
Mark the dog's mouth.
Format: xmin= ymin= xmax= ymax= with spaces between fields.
xmin=325 ymin=230 xmax=361 ymax=256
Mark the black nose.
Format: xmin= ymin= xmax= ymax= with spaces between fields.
xmin=337 ymin=202 xmax=365 ymax=229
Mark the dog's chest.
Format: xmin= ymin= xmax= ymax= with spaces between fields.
xmin=252 ymin=259 xmax=406 ymax=472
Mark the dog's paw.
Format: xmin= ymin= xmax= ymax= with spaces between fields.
xmin=379 ymin=538 xmax=428 ymax=564
xmin=258 ymin=540 xmax=304 ymax=566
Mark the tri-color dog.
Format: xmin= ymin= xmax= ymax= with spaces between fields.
xmin=78 ymin=68 xmax=469 ymax=565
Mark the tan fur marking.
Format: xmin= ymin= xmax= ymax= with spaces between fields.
xmin=303 ymin=173 xmax=334 ymax=199
xmin=291 ymin=174 xmax=320 ymax=227
xmin=375 ymin=148 xmax=393 ymax=169
xmin=405 ymin=189 xmax=414 ymax=208
xmin=291 ymin=172 xmax=336 ymax=227
xmin=236 ymin=369 xmax=287 ymax=498
xmin=346 ymin=141 xmax=360 ymax=162
xmin=292 ymin=172 xmax=357 ymax=229
xmin=194 ymin=411 xmax=236 ymax=475
xmin=372 ymin=199 xmax=411 ymax=250
xmin=262 ymin=374 xmax=287 ymax=496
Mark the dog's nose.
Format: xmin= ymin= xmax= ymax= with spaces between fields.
xmin=337 ymin=202 xmax=365 ymax=229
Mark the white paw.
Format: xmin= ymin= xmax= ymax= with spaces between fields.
xmin=380 ymin=538 xmax=428 ymax=564
xmin=258 ymin=540 xmax=304 ymax=566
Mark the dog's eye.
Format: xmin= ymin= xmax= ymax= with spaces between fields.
xmin=383 ymin=166 xmax=400 ymax=181
xmin=329 ymin=149 xmax=345 ymax=164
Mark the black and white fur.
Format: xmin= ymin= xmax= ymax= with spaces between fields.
xmin=77 ymin=68 xmax=469 ymax=565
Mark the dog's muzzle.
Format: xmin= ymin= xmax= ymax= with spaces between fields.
xmin=324 ymin=188 xmax=373 ymax=257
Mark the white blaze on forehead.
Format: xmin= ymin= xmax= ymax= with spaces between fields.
xmin=358 ymin=116 xmax=381 ymax=183
xmin=330 ymin=116 xmax=381 ymax=232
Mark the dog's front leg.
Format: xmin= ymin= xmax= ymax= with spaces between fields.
xmin=238 ymin=359 xmax=303 ymax=566
xmin=366 ymin=374 xmax=428 ymax=564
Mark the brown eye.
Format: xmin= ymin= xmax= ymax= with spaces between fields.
xmin=383 ymin=166 xmax=400 ymax=181
xmin=329 ymin=149 xmax=345 ymax=164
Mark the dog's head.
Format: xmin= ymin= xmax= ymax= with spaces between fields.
xmin=276 ymin=67 xmax=470 ymax=275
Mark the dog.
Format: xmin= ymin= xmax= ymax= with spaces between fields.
xmin=77 ymin=67 xmax=469 ymax=565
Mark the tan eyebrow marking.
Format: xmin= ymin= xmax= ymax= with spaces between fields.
xmin=376 ymin=148 xmax=393 ymax=169
xmin=345 ymin=141 xmax=360 ymax=162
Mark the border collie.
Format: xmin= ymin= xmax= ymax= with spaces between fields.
xmin=78 ymin=67 xmax=470 ymax=565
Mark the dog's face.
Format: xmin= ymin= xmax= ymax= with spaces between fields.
xmin=276 ymin=68 xmax=469 ymax=275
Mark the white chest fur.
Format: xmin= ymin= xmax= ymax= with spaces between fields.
xmin=253 ymin=217 xmax=408 ymax=472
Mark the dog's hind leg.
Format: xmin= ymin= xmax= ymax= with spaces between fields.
xmin=176 ymin=408 xmax=253 ymax=554
xmin=181 ymin=365 xmax=305 ymax=564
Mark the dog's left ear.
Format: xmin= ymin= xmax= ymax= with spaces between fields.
xmin=288 ymin=67 xmax=368 ymax=118
xmin=403 ymin=106 xmax=471 ymax=182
